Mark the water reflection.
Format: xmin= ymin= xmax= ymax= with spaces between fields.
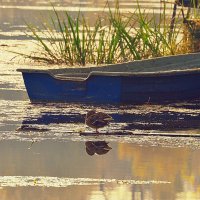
xmin=0 ymin=140 xmax=199 ymax=199
xmin=0 ymin=0 xmax=167 ymax=7
xmin=117 ymin=143 xmax=200 ymax=200
xmin=85 ymin=141 xmax=112 ymax=156
xmin=0 ymin=0 xmax=174 ymax=36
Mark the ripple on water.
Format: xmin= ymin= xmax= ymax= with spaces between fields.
xmin=0 ymin=176 xmax=171 ymax=188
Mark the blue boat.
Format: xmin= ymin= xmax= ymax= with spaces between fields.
xmin=17 ymin=53 xmax=200 ymax=104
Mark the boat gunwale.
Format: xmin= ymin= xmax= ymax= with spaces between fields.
xmin=16 ymin=68 xmax=200 ymax=81
xmin=16 ymin=52 xmax=200 ymax=81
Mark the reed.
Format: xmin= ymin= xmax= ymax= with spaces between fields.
xmin=22 ymin=1 xmax=186 ymax=66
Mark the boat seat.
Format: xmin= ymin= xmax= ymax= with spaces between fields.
xmin=53 ymin=73 xmax=89 ymax=81
xmin=54 ymin=73 xmax=88 ymax=78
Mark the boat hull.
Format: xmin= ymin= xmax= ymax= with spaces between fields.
xmin=21 ymin=70 xmax=200 ymax=104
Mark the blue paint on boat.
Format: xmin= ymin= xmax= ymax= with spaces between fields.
xmin=121 ymin=73 xmax=200 ymax=103
xmin=23 ymin=73 xmax=86 ymax=102
xmin=17 ymin=53 xmax=200 ymax=104
xmin=87 ymin=76 xmax=121 ymax=103
xmin=22 ymin=72 xmax=122 ymax=103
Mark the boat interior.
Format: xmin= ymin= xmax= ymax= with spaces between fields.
xmin=17 ymin=52 xmax=200 ymax=80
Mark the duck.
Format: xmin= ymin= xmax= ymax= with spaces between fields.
xmin=85 ymin=110 xmax=113 ymax=133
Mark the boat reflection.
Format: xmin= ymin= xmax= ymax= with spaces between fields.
xmin=85 ymin=141 xmax=112 ymax=156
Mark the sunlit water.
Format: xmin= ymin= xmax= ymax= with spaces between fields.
xmin=1 ymin=1 xmax=200 ymax=200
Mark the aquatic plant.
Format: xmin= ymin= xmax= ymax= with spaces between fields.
xmin=21 ymin=1 xmax=186 ymax=66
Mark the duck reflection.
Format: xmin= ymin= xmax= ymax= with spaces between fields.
xmin=85 ymin=141 xmax=112 ymax=156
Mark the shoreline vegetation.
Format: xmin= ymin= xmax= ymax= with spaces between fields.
xmin=18 ymin=1 xmax=197 ymax=66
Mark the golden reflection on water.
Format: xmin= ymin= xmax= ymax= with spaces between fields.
xmin=0 ymin=186 xmax=150 ymax=200
xmin=0 ymin=138 xmax=199 ymax=199
xmin=0 ymin=0 xmax=178 ymax=35
xmin=0 ymin=5 xmax=174 ymax=14
xmin=0 ymin=140 xmax=172 ymax=200
xmin=118 ymin=144 xmax=188 ymax=180
xmin=118 ymin=143 xmax=200 ymax=199
xmin=89 ymin=185 xmax=133 ymax=200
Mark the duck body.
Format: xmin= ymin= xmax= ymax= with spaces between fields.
xmin=85 ymin=110 xmax=113 ymax=133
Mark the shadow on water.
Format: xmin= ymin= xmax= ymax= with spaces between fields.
xmin=16 ymin=100 xmax=200 ymax=134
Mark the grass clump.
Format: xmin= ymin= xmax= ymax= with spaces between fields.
xmin=22 ymin=2 xmax=186 ymax=66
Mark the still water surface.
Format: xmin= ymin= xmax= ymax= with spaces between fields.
xmin=1 ymin=1 xmax=200 ymax=200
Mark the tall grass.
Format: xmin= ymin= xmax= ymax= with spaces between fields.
xmin=22 ymin=1 xmax=186 ymax=66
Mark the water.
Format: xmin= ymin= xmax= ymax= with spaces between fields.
xmin=1 ymin=1 xmax=200 ymax=199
